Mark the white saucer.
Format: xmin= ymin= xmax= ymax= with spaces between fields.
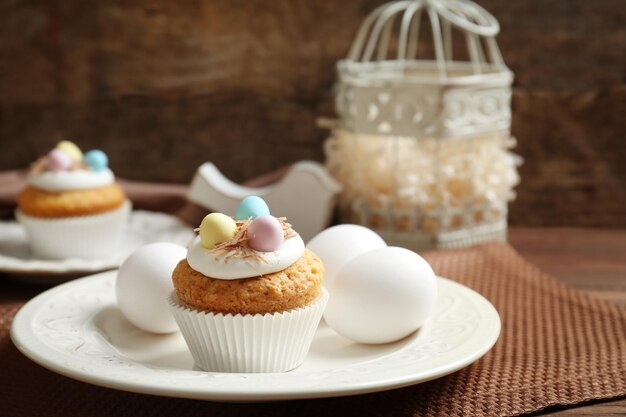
xmin=10 ymin=272 xmax=501 ymax=401
xmin=0 ymin=211 xmax=194 ymax=280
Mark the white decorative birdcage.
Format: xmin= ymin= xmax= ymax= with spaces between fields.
xmin=324 ymin=0 xmax=521 ymax=250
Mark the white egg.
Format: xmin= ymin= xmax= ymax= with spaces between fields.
xmin=323 ymin=246 xmax=437 ymax=344
xmin=306 ymin=224 xmax=387 ymax=288
xmin=116 ymin=242 xmax=187 ymax=334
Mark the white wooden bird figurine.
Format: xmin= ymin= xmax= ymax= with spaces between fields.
xmin=188 ymin=161 xmax=341 ymax=242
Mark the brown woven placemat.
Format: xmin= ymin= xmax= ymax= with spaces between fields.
xmin=1 ymin=242 xmax=625 ymax=417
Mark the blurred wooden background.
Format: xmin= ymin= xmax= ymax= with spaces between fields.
xmin=0 ymin=0 xmax=624 ymax=227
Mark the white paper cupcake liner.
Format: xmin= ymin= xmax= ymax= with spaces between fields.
xmin=16 ymin=200 xmax=131 ymax=260
xmin=168 ymin=288 xmax=329 ymax=373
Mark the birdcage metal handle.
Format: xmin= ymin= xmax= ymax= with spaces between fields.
xmin=430 ymin=0 xmax=499 ymax=37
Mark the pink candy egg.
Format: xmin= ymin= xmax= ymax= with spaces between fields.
xmin=46 ymin=149 xmax=73 ymax=171
xmin=247 ymin=215 xmax=284 ymax=252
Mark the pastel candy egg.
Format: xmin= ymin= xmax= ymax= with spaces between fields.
xmin=56 ymin=140 xmax=83 ymax=162
xmin=247 ymin=215 xmax=284 ymax=252
xmin=235 ymin=195 xmax=270 ymax=220
xmin=46 ymin=149 xmax=73 ymax=171
xmin=199 ymin=213 xmax=237 ymax=249
xmin=84 ymin=149 xmax=109 ymax=172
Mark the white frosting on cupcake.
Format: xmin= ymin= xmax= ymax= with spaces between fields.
xmin=186 ymin=234 xmax=305 ymax=280
xmin=28 ymin=168 xmax=115 ymax=192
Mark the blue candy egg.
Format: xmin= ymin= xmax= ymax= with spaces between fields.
xmin=84 ymin=150 xmax=109 ymax=172
xmin=235 ymin=196 xmax=270 ymax=220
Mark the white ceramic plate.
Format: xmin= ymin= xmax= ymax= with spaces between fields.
xmin=10 ymin=272 xmax=500 ymax=401
xmin=0 ymin=211 xmax=194 ymax=280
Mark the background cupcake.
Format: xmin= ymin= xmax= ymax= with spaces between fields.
xmin=16 ymin=141 xmax=131 ymax=259
xmin=168 ymin=196 xmax=328 ymax=373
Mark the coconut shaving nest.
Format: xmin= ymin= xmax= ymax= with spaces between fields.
xmin=195 ymin=217 xmax=297 ymax=264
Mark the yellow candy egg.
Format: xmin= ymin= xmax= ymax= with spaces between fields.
xmin=199 ymin=213 xmax=237 ymax=249
xmin=56 ymin=140 xmax=83 ymax=162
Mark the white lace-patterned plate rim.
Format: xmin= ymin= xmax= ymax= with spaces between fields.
xmin=10 ymin=271 xmax=501 ymax=402
xmin=0 ymin=211 xmax=194 ymax=278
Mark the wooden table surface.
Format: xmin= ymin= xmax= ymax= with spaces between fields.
xmin=2 ymin=227 xmax=625 ymax=416
xmin=508 ymin=228 xmax=626 ymax=416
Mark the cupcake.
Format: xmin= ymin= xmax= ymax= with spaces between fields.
xmin=168 ymin=196 xmax=328 ymax=373
xmin=16 ymin=141 xmax=131 ymax=259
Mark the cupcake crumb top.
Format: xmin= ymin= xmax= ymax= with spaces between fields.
xmin=172 ymin=248 xmax=324 ymax=314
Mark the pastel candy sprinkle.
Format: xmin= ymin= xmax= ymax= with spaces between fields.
xmin=247 ymin=215 xmax=284 ymax=252
xmin=56 ymin=140 xmax=83 ymax=162
xmin=235 ymin=195 xmax=270 ymax=220
xmin=46 ymin=149 xmax=73 ymax=171
xmin=199 ymin=213 xmax=237 ymax=250
xmin=84 ymin=150 xmax=109 ymax=172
